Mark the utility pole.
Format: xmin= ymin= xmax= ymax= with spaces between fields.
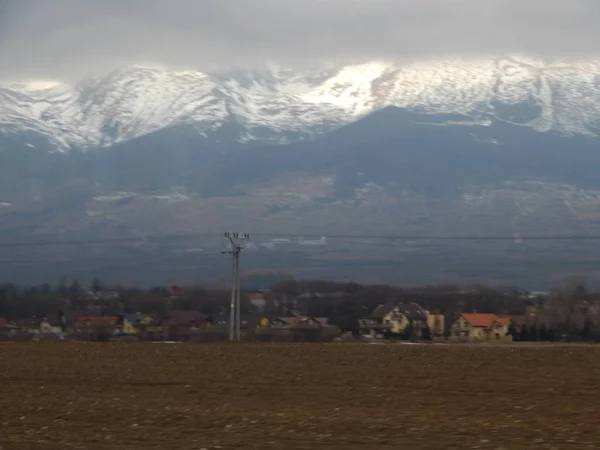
xmin=222 ymin=232 xmax=250 ymax=342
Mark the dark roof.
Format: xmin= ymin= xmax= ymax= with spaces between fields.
xmin=368 ymin=302 xmax=427 ymax=321
xmin=368 ymin=303 xmax=397 ymax=319
xmin=277 ymin=316 xmax=331 ymax=327
xmin=398 ymin=303 xmax=428 ymax=321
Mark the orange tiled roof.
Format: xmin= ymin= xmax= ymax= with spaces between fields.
xmin=460 ymin=313 xmax=498 ymax=328
xmin=494 ymin=316 xmax=511 ymax=326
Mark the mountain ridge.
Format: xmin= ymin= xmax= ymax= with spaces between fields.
xmin=1 ymin=56 xmax=600 ymax=152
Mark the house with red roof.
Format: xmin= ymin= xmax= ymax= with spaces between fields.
xmin=71 ymin=315 xmax=119 ymax=341
xmin=450 ymin=313 xmax=513 ymax=342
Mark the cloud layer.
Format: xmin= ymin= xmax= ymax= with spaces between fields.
xmin=1 ymin=0 xmax=599 ymax=79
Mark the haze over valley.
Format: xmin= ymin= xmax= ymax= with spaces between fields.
xmin=1 ymin=1 xmax=600 ymax=287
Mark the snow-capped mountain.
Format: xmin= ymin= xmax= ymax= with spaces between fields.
xmin=1 ymin=56 xmax=600 ymax=152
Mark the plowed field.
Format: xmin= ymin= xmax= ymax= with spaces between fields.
xmin=1 ymin=343 xmax=600 ymax=449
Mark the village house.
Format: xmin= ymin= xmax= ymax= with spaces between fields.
xmin=71 ymin=315 xmax=119 ymax=341
xmin=257 ymin=315 xmax=329 ymax=329
xmin=359 ymin=302 xmax=429 ymax=339
xmin=424 ymin=311 xmax=445 ymax=337
xmin=39 ymin=313 xmax=67 ymax=339
xmin=12 ymin=316 xmax=44 ymax=334
xmin=256 ymin=315 xmax=340 ymax=341
xmin=116 ymin=312 xmax=158 ymax=335
xmin=2 ymin=315 xmax=67 ymax=340
xmin=0 ymin=317 xmax=17 ymax=340
xmin=450 ymin=313 xmax=513 ymax=342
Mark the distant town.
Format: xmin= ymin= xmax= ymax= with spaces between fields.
xmin=1 ymin=278 xmax=597 ymax=343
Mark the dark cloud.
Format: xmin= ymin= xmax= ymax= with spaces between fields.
xmin=1 ymin=0 xmax=599 ymax=79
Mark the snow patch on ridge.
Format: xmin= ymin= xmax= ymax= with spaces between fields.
xmin=302 ymin=61 xmax=392 ymax=115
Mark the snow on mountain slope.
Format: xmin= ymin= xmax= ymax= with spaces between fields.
xmin=73 ymin=68 xmax=227 ymax=148
xmin=216 ymin=65 xmax=347 ymax=136
xmin=0 ymin=80 xmax=77 ymax=149
xmin=1 ymin=56 xmax=599 ymax=152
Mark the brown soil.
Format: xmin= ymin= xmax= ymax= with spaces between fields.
xmin=1 ymin=342 xmax=600 ymax=450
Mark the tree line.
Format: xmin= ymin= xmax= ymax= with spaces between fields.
xmin=1 ymin=276 xmax=599 ymax=340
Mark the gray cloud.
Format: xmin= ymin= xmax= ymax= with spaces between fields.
xmin=1 ymin=0 xmax=599 ymax=80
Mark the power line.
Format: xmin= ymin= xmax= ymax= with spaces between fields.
xmin=251 ymin=233 xmax=600 ymax=241
xmin=3 ymin=232 xmax=600 ymax=249
xmin=0 ymin=233 xmax=217 ymax=248
xmin=0 ymin=251 xmax=226 ymax=266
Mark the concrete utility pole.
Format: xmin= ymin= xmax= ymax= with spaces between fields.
xmin=222 ymin=232 xmax=250 ymax=342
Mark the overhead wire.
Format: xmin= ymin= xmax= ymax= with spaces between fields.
xmin=2 ymin=232 xmax=600 ymax=249
xmin=249 ymin=233 xmax=600 ymax=241
xmin=0 ymin=233 xmax=217 ymax=248
xmin=0 ymin=250 xmax=226 ymax=266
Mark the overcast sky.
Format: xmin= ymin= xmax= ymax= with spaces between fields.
xmin=1 ymin=0 xmax=599 ymax=80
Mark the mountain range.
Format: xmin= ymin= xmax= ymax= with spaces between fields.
xmin=2 ymin=56 xmax=600 ymax=152
xmin=1 ymin=56 xmax=600 ymax=287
